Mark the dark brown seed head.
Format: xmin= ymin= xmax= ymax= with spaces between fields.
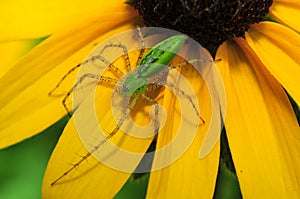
xmin=130 ymin=0 xmax=273 ymax=48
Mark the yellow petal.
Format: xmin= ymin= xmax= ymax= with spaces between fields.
xmin=270 ymin=0 xmax=300 ymax=32
xmin=0 ymin=0 xmax=128 ymax=40
xmin=0 ymin=38 xmax=44 ymax=78
xmin=0 ymin=5 xmax=138 ymax=149
xmin=216 ymin=40 xmax=300 ymax=198
xmin=147 ymin=62 xmax=220 ymax=198
xmin=246 ymin=22 xmax=300 ymax=105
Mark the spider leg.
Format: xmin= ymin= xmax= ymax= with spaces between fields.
xmin=161 ymin=80 xmax=205 ymax=125
xmin=49 ymin=54 xmax=124 ymax=96
xmin=99 ymin=43 xmax=131 ymax=72
xmin=141 ymin=93 xmax=160 ymax=134
xmin=51 ymin=94 xmax=140 ymax=186
xmin=135 ymin=27 xmax=146 ymax=66
xmin=62 ymin=74 xmax=118 ymax=116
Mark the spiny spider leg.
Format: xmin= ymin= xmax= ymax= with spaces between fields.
xmin=48 ymin=54 xmax=125 ymax=96
xmin=165 ymin=58 xmax=221 ymax=124
xmin=140 ymin=93 xmax=160 ymax=134
xmin=62 ymin=74 xmax=118 ymax=116
xmin=161 ymin=80 xmax=205 ymax=125
xmin=143 ymin=59 xmax=219 ymax=88
xmin=91 ymin=55 xmax=125 ymax=76
xmin=146 ymin=83 xmax=162 ymax=92
xmin=135 ymin=27 xmax=146 ymax=66
xmin=48 ymin=63 xmax=82 ymax=96
xmin=168 ymin=58 xmax=218 ymax=70
xmin=99 ymin=43 xmax=131 ymax=71
xmin=51 ymin=94 xmax=140 ymax=185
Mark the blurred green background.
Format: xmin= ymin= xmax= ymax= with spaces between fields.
xmin=0 ymin=117 xmax=67 ymax=199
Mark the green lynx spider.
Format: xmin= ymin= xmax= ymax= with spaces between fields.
xmin=49 ymin=29 xmax=207 ymax=185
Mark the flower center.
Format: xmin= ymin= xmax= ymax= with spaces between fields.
xmin=130 ymin=0 xmax=273 ymax=48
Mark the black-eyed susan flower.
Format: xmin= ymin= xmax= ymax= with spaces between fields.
xmin=0 ymin=0 xmax=299 ymax=199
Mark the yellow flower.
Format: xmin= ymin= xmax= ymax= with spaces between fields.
xmin=0 ymin=0 xmax=299 ymax=199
